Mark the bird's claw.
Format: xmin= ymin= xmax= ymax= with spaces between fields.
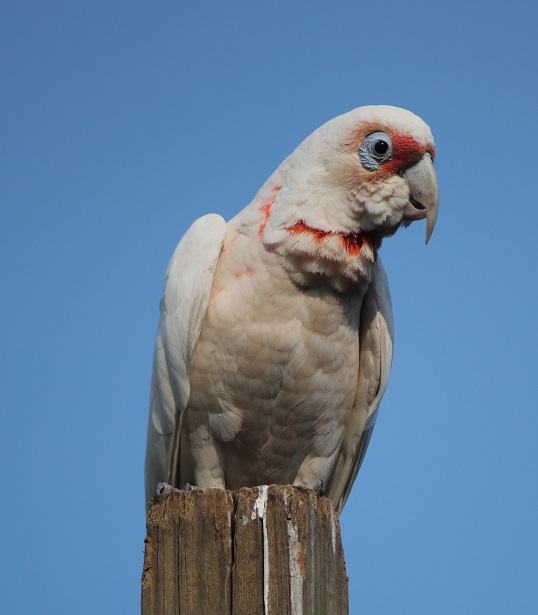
xmin=156 ymin=482 xmax=180 ymax=496
xmin=313 ymin=480 xmax=326 ymax=497
xmin=155 ymin=482 xmax=199 ymax=497
xmin=182 ymin=483 xmax=199 ymax=491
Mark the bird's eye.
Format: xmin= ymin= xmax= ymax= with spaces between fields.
xmin=358 ymin=131 xmax=393 ymax=171
xmin=374 ymin=140 xmax=389 ymax=155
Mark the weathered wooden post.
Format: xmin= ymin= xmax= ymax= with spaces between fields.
xmin=142 ymin=485 xmax=349 ymax=614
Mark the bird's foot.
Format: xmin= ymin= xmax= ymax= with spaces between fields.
xmin=156 ymin=482 xmax=199 ymax=497
xmin=182 ymin=483 xmax=199 ymax=491
xmin=313 ymin=480 xmax=326 ymax=497
xmin=156 ymin=482 xmax=180 ymax=496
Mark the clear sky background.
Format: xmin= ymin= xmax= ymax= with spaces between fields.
xmin=2 ymin=2 xmax=537 ymax=613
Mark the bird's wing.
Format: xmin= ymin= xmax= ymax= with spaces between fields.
xmin=144 ymin=214 xmax=227 ymax=505
xmin=326 ymin=258 xmax=394 ymax=513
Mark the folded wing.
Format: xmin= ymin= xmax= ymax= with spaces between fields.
xmin=326 ymin=259 xmax=394 ymax=513
xmin=144 ymin=214 xmax=227 ymax=506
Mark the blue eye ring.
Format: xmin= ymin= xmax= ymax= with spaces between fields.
xmin=358 ymin=131 xmax=393 ymax=171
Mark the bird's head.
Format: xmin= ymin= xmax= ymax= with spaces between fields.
xmin=257 ymin=105 xmax=439 ymax=286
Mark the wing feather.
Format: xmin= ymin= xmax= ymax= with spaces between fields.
xmin=144 ymin=214 xmax=227 ymax=505
xmin=326 ymin=258 xmax=394 ymax=513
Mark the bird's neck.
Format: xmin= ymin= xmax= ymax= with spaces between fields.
xmin=268 ymin=219 xmax=382 ymax=291
xmin=235 ymin=180 xmax=385 ymax=291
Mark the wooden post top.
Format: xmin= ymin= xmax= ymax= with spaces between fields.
xmin=142 ymin=485 xmax=349 ymax=615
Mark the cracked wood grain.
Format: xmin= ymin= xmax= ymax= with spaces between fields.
xmin=142 ymin=485 xmax=348 ymax=615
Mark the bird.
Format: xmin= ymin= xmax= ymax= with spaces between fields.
xmin=145 ymin=105 xmax=438 ymax=514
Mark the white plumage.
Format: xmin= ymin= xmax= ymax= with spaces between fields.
xmin=145 ymin=105 xmax=438 ymax=513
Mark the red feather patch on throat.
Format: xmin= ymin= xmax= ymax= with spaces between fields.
xmin=258 ymin=187 xmax=385 ymax=260
xmin=287 ymin=221 xmax=383 ymax=258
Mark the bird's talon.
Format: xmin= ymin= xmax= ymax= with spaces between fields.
xmin=313 ymin=480 xmax=326 ymax=497
xmin=182 ymin=483 xmax=199 ymax=491
xmin=156 ymin=482 xmax=180 ymax=496
xmin=156 ymin=482 xmax=199 ymax=496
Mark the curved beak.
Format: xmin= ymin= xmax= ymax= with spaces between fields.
xmin=402 ymin=153 xmax=439 ymax=244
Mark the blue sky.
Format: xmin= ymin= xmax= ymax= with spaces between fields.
xmin=2 ymin=2 xmax=537 ymax=613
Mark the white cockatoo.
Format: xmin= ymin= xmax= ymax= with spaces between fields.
xmin=145 ymin=105 xmax=438 ymax=513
